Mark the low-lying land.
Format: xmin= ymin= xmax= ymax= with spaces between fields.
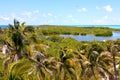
xmin=34 ymin=25 xmax=120 ymax=36
xmin=1 ymin=21 xmax=120 ymax=80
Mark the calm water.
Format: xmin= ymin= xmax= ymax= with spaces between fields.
xmin=1 ymin=25 xmax=120 ymax=41
xmin=61 ymin=32 xmax=120 ymax=41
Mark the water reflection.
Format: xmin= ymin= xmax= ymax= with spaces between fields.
xmin=61 ymin=32 xmax=120 ymax=41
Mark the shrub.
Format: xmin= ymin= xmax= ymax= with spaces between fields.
xmin=47 ymin=35 xmax=64 ymax=42
xmin=81 ymin=33 xmax=87 ymax=36
xmin=95 ymin=31 xmax=113 ymax=36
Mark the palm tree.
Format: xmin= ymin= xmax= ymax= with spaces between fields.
xmin=74 ymin=51 xmax=89 ymax=80
xmin=96 ymin=51 xmax=113 ymax=79
xmin=7 ymin=19 xmax=26 ymax=60
xmin=27 ymin=52 xmax=54 ymax=80
xmin=56 ymin=47 xmax=77 ymax=80
xmin=5 ymin=52 xmax=54 ymax=80
xmin=7 ymin=58 xmax=32 ymax=80
xmin=89 ymin=50 xmax=114 ymax=79
xmin=5 ymin=19 xmax=36 ymax=60
xmin=2 ymin=20 xmax=38 ymax=78
xmin=109 ymin=43 xmax=119 ymax=80
xmin=2 ymin=20 xmax=25 ymax=74
xmin=76 ymin=48 xmax=113 ymax=80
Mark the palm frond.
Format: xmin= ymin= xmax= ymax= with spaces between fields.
xmin=8 ymin=59 xmax=32 ymax=80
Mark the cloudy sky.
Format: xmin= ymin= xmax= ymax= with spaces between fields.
xmin=0 ymin=0 xmax=120 ymax=25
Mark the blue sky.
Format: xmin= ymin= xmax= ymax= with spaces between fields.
xmin=0 ymin=0 xmax=120 ymax=25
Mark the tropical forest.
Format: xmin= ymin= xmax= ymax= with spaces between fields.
xmin=0 ymin=20 xmax=120 ymax=80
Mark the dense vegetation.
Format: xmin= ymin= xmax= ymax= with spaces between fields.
xmin=35 ymin=25 xmax=120 ymax=36
xmin=0 ymin=20 xmax=120 ymax=80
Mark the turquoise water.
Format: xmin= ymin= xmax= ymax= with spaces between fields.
xmin=107 ymin=25 xmax=120 ymax=29
xmin=73 ymin=25 xmax=120 ymax=29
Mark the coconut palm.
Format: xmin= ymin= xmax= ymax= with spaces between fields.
xmin=27 ymin=52 xmax=53 ymax=80
xmin=7 ymin=19 xmax=26 ymax=60
xmin=56 ymin=47 xmax=77 ymax=80
xmin=88 ymin=50 xmax=114 ymax=79
xmin=73 ymin=51 xmax=89 ymax=80
xmin=5 ymin=52 xmax=54 ymax=80
xmin=4 ymin=19 xmax=36 ymax=59
xmin=2 ymin=20 xmax=25 ymax=76
xmin=7 ymin=58 xmax=32 ymax=80
xmin=76 ymin=49 xmax=113 ymax=80
xmin=96 ymin=51 xmax=113 ymax=79
xmin=108 ymin=42 xmax=120 ymax=80
xmin=6 ymin=20 xmax=54 ymax=80
xmin=2 ymin=20 xmax=38 ymax=79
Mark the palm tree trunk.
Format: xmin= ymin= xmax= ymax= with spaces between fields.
xmin=14 ymin=46 xmax=22 ymax=61
xmin=37 ymin=72 xmax=41 ymax=80
xmin=113 ymin=54 xmax=118 ymax=80
xmin=14 ymin=49 xmax=22 ymax=61
xmin=90 ymin=66 xmax=97 ymax=80
xmin=84 ymin=75 xmax=86 ymax=80
xmin=14 ymin=53 xmax=21 ymax=61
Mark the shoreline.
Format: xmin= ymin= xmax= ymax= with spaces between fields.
xmin=0 ymin=25 xmax=120 ymax=29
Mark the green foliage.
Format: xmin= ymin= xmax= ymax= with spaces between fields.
xmin=1 ymin=20 xmax=120 ymax=80
xmin=8 ymin=20 xmax=25 ymax=49
xmin=0 ymin=56 xmax=4 ymax=79
xmin=60 ymin=37 xmax=80 ymax=50
xmin=8 ymin=59 xmax=32 ymax=80
xmin=47 ymin=35 xmax=64 ymax=42
xmin=81 ymin=33 xmax=87 ymax=35
xmin=89 ymin=41 xmax=104 ymax=53
xmin=95 ymin=31 xmax=113 ymax=36
xmin=24 ymin=26 xmax=34 ymax=33
xmin=36 ymin=25 xmax=116 ymax=36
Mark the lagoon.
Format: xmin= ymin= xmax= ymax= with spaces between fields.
xmin=61 ymin=32 xmax=120 ymax=41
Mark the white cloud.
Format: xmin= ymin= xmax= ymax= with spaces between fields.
xmin=94 ymin=19 xmax=103 ymax=23
xmin=68 ymin=14 xmax=73 ymax=18
xmin=96 ymin=6 xmax=100 ymax=10
xmin=43 ymin=13 xmax=52 ymax=17
xmin=47 ymin=13 xmax=52 ymax=16
xmin=93 ymin=15 xmax=120 ymax=24
xmin=82 ymin=8 xmax=87 ymax=12
xmin=21 ymin=10 xmax=40 ymax=18
xmin=33 ymin=10 xmax=39 ymax=14
xmin=43 ymin=14 xmax=47 ymax=18
xmin=0 ymin=16 xmax=10 ymax=21
xmin=0 ymin=10 xmax=40 ymax=24
xmin=54 ymin=16 xmax=57 ymax=18
xmin=93 ymin=16 xmax=108 ymax=24
xmin=103 ymin=16 xmax=108 ymax=20
xmin=77 ymin=8 xmax=88 ymax=12
xmin=11 ymin=13 xmax=17 ymax=18
xmin=21 ymin=12 xmax=32 ymax=18
xmin=42 ymin=13 xmax=57 ymax=19
xmin=65 ymin=14 xmax=79 ymax=24
xmin=40 ymin=13 xmax=58 ymax=25
xmin=104 ymin=5 xmax=113 ymax=12
xmin=109 ymin=18 xmax=120 ymax=24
